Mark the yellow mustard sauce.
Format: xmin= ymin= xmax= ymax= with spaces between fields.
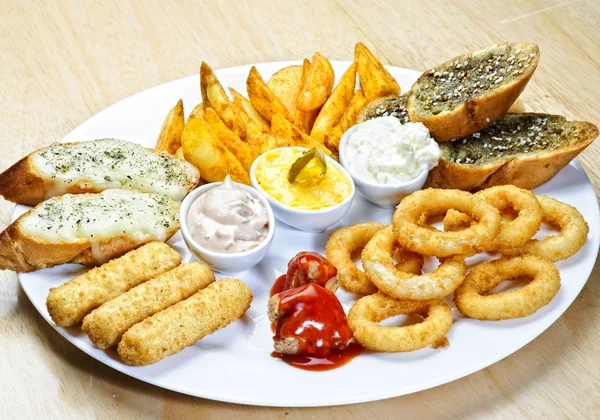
xmin=254 ymin=148 xmax=352 ymax=210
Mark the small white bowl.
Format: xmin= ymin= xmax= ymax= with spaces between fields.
xmin=180 ymin=182 xmax=275 ymax=273
xmin=250 ymin=147 xmax=355 ymax=233
xmin=339 ymin=125 xmax=430 ymax=208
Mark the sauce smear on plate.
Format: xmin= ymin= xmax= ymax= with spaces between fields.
xmin=271 ymin=342 xmax=363 ymax=372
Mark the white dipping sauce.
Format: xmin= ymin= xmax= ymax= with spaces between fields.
xmin=344 ymin=117 xmax=441 ymax=184
xmin=187 ymin=176 xmax=268 ymax=253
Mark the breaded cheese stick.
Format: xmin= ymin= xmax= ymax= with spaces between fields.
xmin=82 ymin=262 xmax=215 ymax=349
xmin=46 ymin=242 xmax=181 ymax=327
xmin=118 ymin=278 xmax=252 ymax=366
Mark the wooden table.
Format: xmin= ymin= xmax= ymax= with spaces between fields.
xmin=1 ymin=1 xmax=599 ymax=418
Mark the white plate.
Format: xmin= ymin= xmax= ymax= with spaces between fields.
xmin=16 ymin=62 xmax=600 ymax=407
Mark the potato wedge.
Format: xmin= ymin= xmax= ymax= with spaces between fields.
xmin=175 ymin=146 xmax=184 ymax=159
xmin=229 ymin=88 xmax=270 ymax=131
xmin=188 ymin=102 xmax=206 ymax=121
xmin=324 ymin=89 xmax=368 ymax=153
xmin=247 ymin=66 xmax=292 ymax=122
xmin=155 ymin=99 xmax=185 ymax=154
xmin=200 ymin=62 xmax=247 ymax=139
xmin=182 ymin=116 xmax=250 ymax=185
xmin=203 ymin=108 xmax=259 ymax=172
xmin=296 ymin=53 xmax=334 ymax=112
xmin=508 ymin=97 xmax=526 ymax=113
xmin=199 ymin=62 xmax=213 ymax=106
xmin=311 ymin=62 xmax=357 ymax=143
xmin=267 ymin=65 xmax=303 ymax=114
xmin=245 ymin=118 xmax=288 ymax=153
xmin=290 ymin=59 xmax=320 ymax=133
xmin=271 ymin=113 xmax=333 ymax=157
xmin=355 ymin=43 xmax=400 ymax=102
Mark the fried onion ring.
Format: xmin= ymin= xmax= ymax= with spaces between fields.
xmin=325 ymin=222 xmax=384 ymax=295
xmin=348 ymin=293 xmax=452 ymax=352
xmin=362 ymin=227 xmax=465 ymax=299
xmin=393 ymin=189 xmax=501 ymax=257
xmin=443 ymin=209 xmax=474 ymax=232
xmin=499 ymin=196 xmax=589 ymax=262
xmin=326 ymin=222 xmax=424 ymax=295
xmin=454 ymin=255 xmax=560 ymax=320
xmin=443 ymin=186 xmax=542 ymax=251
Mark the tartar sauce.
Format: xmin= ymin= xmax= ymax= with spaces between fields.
xmin=187 ymin=176 xmax=268 ymax=253
xmin=344 ymin=117 xmax=441 ymax=184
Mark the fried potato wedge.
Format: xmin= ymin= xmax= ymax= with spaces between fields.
xmin=508 ymin=97 xmax=526 ymax=113
xmin=325 ymin=89 xmax=368 ymax=153
xmin=204 ymin=108 xmax=259 ymax=172
xmin=245 ymin=118 xmax=289 ymax=153
xmin=296 ymin=53 xmax=335 ymax=112
xmin=267 ymin=65 xmax=303 ymax=114
xmin=175 ymin=146 xmax=184 ymax=159
xmin=155 ymin=99 xmax=185 ymax=154
xmin=355 ymin=42 xmax=400 ymax=102
xmin=188 ymin=102 xmax=206 ymax=121
xmin=311 ymin=62 xmax=357 ymax=143
xmin=182 ymin=116 xmax=250 ymax=184
xmin=291 ymin=59 xmax=320 ymax=133
xmin=247 ymin=66 xmax=291 ymax=122
xmin=200 ymin=62 xmax=247 ymax=138
xmin=199 ymin=63 xmax=210 ymax=105
xmin=271 ymin=113 xmax=333 ymax=157
xmin=229 ymin=88 xmax=271 ymax=131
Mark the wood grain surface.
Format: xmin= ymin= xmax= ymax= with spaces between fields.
xmin=1 ymin=0 xmax=599 ymax=418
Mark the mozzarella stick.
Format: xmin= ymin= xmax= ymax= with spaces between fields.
xmin=82 ymin=262 xmax=215 ymax=349
xmin=46 ymin=242 xmax=182 ymax=327
xmin=118 ymin=278 xmax=252 ymax=366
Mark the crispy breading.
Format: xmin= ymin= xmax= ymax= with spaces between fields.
xmin=82 ymin=262 xmax=214 ymax=349
xmin=118 ymin=278 xmax=253 ymax=366
xmin=46 ymin=242 xmax=181 ymax=327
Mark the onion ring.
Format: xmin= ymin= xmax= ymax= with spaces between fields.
xmin=391 ymin=246 xmax=425 ymax=277
xmin=499 ymin=196 xmax=589 ymax=262
xmin=325 ymin=222 xmax=384 ymax=295
xmin=348 ymin=293 xmax=452 ymax=352
xmin=444 ymin=186 xmax=542 ymax=251
xmin=443 ymin=209 xmax=474 ymax=232
xmin=325 ymin=222 xmax=423 ymax=295
xmin=454 ymin=255 xmax=560 ymax=320
xmin=362 ymin=227 xmax=465 ymax=299
xmin=393 ymin=189 xmax=501 ymax=257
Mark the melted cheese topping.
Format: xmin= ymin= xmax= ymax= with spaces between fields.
xmin=32 ymin=139 xmax=199 ymax=200
xmin=20 ymin=189 xmax=179 ymax=244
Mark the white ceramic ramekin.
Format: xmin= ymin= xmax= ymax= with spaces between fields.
xmin=338 ymin=125 xmax=429 ymax=208
xmin=250 ymin=147 xmax=355 ymax=233
xmin=180 ymin=181 xmax=275 ymax=273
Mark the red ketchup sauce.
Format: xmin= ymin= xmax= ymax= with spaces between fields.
xmin=270 ymin=282 xmax=363 ymax=371
xmin=270 ymin=274 xmax=288 ymax=297
xmin=284 ymin=251 xmax=337 ymax=290
xmin=271 ymin=342 xmax=364 ymax=372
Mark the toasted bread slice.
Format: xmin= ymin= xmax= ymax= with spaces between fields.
xmin=424 ymin=113 xmax=598 ymax=190
xmin=358 ymin=93 xmax=410 ymax=124
xmin=0 ymin=139 xmax=200 ymax=206
xmin=358 ymin=93 xmax=525 ymax=125
xmin=408 ymin=42 xmax=539 ymax=141
xmin=0 ymin=189 xmax=180 ymax=272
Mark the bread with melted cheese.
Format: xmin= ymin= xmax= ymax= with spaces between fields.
xmin=0 ymin=189 xmax=180 ymax=272
xmin=0 ymin=138 xmax=200 ymax=206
